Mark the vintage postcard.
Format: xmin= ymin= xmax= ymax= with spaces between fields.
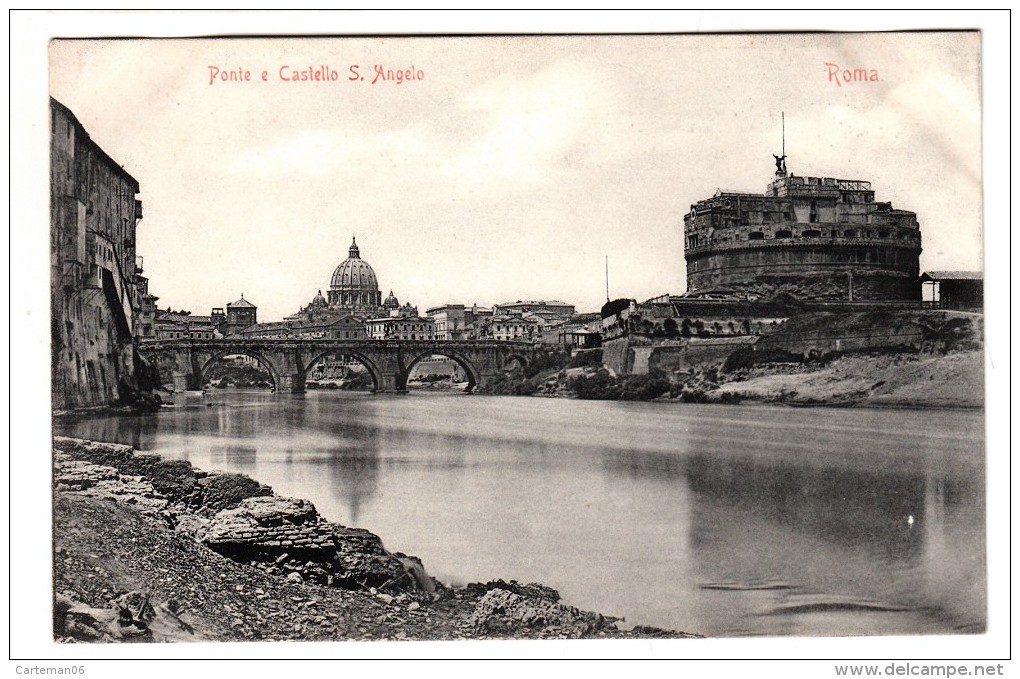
xmin=12 ymin=10 xmax=1009 ymax=671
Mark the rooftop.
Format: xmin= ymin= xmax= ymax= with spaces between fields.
xmin=497 ymin=300 xmax=574 ymax=308
xmin=920 ymin=271 xmax=983 ymax=281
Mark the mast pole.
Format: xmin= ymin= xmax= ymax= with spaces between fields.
xmin=605 ymin=256 xmax=610 ymax=302
xmin=782 ymin=111 xmax=785 ymax=157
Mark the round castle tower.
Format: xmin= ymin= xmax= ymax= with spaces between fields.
xmin=682 ymin=159 xmax=922 ymax=301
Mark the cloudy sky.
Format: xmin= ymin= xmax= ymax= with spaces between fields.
xmin=48 ymin=31 xmax=983 ymax=321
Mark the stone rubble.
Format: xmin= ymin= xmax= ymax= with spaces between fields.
xmin=52 ymin=436 xmax=699 ymax=642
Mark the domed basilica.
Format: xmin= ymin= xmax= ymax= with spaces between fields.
xmin=287 ymin=237 xmax=417 ymax=322
xmin=328 ymin=237 xmax=382 ymax=311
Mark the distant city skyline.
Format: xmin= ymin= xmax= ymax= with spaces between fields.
xmin=48 ymin=33 xmax=983 ymax=322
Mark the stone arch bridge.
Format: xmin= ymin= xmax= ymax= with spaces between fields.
xmin=138 ymin=339 xmax=543 ymax=393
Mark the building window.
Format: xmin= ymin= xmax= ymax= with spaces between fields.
xmin=775 ymin=230 xmax=793 ymax=239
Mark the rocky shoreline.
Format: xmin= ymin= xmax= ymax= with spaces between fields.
xmin=52 ymin=436 xmax=696 ymax=643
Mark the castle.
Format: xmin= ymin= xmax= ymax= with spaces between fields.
xmin=682 ymin=156 xmax=922 ymax=301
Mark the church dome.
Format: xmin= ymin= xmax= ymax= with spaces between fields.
xmin=331 ymin=238 xmax=379 ymax=292
xmin=383 ymin=290 xmax=399 ymax=309
xmin=312 ymin=289 xmax=327 ymax=307
xmin=328 ymin=237 xmax=382 ymax=310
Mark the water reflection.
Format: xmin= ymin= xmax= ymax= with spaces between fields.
xmin=209 ymin=443 xmax=257 ymax=470
xmin=324 ymin=449 xmax=380 ymax=525
xmin=54 ymin=391 xmax=984 ymax=637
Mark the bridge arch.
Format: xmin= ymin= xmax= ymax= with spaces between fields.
xmin=303 ymin=349 xmax=385 ymax=393
xmin=198 ymin=349 xmax=282 ymax=392
xmin=400 ymin=349 xmax=481 ymax=393
xmin=502 ymin=352 xmax=531 ymax=372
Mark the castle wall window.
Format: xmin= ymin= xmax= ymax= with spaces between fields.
xmin=748 ymin=232 xmax=764 ymax=240
xmin=775 ymin=230 xmax=792 ymax=239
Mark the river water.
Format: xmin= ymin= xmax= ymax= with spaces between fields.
xmin=55 ymin=391 xmax=985 ymax=637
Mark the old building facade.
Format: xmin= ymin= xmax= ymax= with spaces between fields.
xmin=426 ymin=304 xmax=466 ymax=340
xmin=365 ymin=316 xmax=435 ymax=340
xmin=133 ymin=270 xmax=158 ymax=341
xmin=225 ymin=295 xmax=257 ymax=332
xmin=50 ymin=98 xmax=146 ymax=408
xmin=241 ymin=315 xmax=366 ymax=340
xmin=493 ymin=300 xmax=576 ymax=321
xmin=683 ymin=161 xmax=923 ymax=301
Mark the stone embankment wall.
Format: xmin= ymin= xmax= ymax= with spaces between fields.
xmin=604 ymin=336 xmax=759 ymax=376
xmin=601 ymin=336 xmax=631 ymax=375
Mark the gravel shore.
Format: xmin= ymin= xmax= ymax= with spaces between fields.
xmin=52 ymin=437 xmax=696 ymax=643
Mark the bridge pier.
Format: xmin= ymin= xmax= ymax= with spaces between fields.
xmin=172 ymin=370 xmax=197 ymax=392
xmin=278 ymin=372 xmax=305 ymax=394
xmin=375 ymin=373 xmax=402 ymax=393
xmin=476 ymin=372 xmax=502 ymax=392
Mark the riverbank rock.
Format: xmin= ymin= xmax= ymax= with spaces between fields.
xmin=52 ymin=437 xmax=698 ymax=641
xmin=54 ymin=438 xmax=432 ymax=596
xmin=195 ymin=473 xmax=274 ymax=515
xmin=468 ymin=586 xmax=614 ymax=638
xmin=54 ymin=437 xmax=202 ymax=505
xmin=54 ymin=453 xmax=168 ymax=515
xmin=199 ymin=498 xmax=421 ymax=593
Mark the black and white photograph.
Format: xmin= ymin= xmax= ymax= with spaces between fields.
xmin=11 ymin=10 xmax=1010 ymax=672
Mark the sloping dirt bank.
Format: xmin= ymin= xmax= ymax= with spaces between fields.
xmin=704 ymin=309 xmax=984 ymax=407
xmin=52 ymin=437 xmax=696 ymax=643
xmin=710 ymin=350 xmax=984 ymax=408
